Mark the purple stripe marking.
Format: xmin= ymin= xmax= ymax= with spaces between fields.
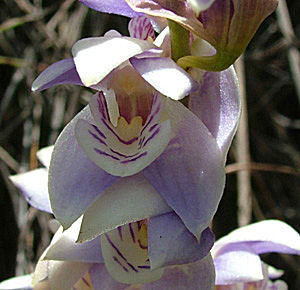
xmin=97 ymin=92 xmax=109 ymax=120
xmin=143 ymin=127 xmax=160 ymax=147
xmin=129 ymin=223 xmax=136 ymax=243
xmin=140 ymin=114 xmax=154 ymax=136
xmin=138 ymin=265 xmax=151 ymax=269
xmin=110 ymin=148 xmax=140 ymax=159
xmin=121 ymin=152 xmax=147 ymax=164
xmin=101 ymin=118 xmax=138 ymax=145
xmin=82 ymin=277 xmax=91 ymax=287
xmin=138 ymin=239 xmax=148 ymax=250
xmin=92 ymin=124 xmax=106 ymax=139
xmin=89 ymin=130 xmax=107 ymax=146
xmin=149 ymin=123 xmax=158 ymax=132
xmin=118 ymin=226 xmax=123 ymax=241
xmin=113 ymin=256 xmax=129 ymax=272
xmin=94 ymin=148 xmax=120 ymax=161
xmin=105 ymin=234 xmax=138 ymax=273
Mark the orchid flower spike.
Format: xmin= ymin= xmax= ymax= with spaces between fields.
xmin=8 ymin=156 xmax=215 ymax=287
xmin=212 ymin=220 xmax=300 ymax=289
xmin=82 ymin=0 xmax=278 ymax=71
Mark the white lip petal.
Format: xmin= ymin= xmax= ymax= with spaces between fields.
xmin=78 ymin=173 xmax=171 ymax=242
xmin=72 ymin=36 xmax=156 ymax=87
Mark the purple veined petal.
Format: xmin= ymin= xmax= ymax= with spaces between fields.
xmin=0 ymin=275 xmax=32 ymax=290
xmin=32 ymin=58 xmax=83 ymax=92
xmin=143 ymin=99 xmax=225 ymax=240
xmin=49 ymin=105 xmax=119 ymax=229
xmin=78 ymin=173 xmax=172 ymax=243
xmin=76 ymin=93 xmax=171 ymax=177
xmin=124 ymin=0 xmax=206 ymax=41
xmin=130 ymin=56 xmax=199 ymax=100
xmin=78 ymin=0 xmax=140 ymax=18
xmin=72 ymin=36 xmax=156 ymax=87
xmin=142 ymin=254 xmax=215 ymax=290
xmin=100 ymin=222 xmax=164 ymax=284
xmin=213 ymin=220 xmax=300 ymax=257
xmin=148 ymin=212 xmax=214 ymax=269
xmin=10 ymin=168 xmax=52 ymax=213
xmin=189 ymin=67 xmax=241 ymax=160
xmin=45 ymin=218 xmax=104 ymax=263
xmin=36 ymin=145 xmax=53 ymax=168
xmin=89 ymin=263 xmax=129 ymax=290
xmin=128 ymin=16 xmax=155 ymax=40
xmin=214 ymin=249 xmax=264 ymax=285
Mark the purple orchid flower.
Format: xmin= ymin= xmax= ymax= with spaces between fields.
xmin=31 ymin=16 xmax=240 ymax=245
xmin=212 ymin=220 xmax=300 ymax=289
xmin=83 ymin=0 xmax=278 ymax=71
xmin=9 ymin=149 xmax=215 ymax=286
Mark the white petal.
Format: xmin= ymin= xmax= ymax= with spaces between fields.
xmin=78 ymin=173 xmax=171 ymax=242
xmin=0 ymin=275 xmax=32 ymax=290
xmin=36 ymin=145 xmax=54 ymax=168
xmin=101 ymin=223 xmax=163 ymax=284
xmin=45 ymin=218 xmax=103 ymax=263
xmin=72 ymin=37 xmax=156 ymax=86
xmin=10 ymin=168 xmax=51 ymax=213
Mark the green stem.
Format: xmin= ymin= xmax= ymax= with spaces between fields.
xmin=168 ymin=20 xmax=190 ymax=62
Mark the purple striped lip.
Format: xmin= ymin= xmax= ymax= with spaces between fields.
xmin=105 ymin=233 xmax=138 ymax=273
xmin=138 ymin=239 xmax=148 ymax=250
xmin=129 ymin=223 xmax=136 ymax=243
xmin=113 ymin=256 xmax=129 ymax=272
xmin=110 ymin=148 xmax=141 ymax=159
xmin=137 ymin=265 xmax=151 ymax=269
xmin=120 ymin=152 xmax=148 ymax=164
xmin=92 ymin=124 xmax=106 ymax=139
xmin=101 ymin=117 xmax=139 ymax=145
xmin=89 ymin=130 xmax=107 ymax=146
xmin=142 ymin=127 xmax=160 ymax=147
xmin=94 ymin=148 xmax=120 ymax=161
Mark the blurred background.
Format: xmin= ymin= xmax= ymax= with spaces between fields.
xmin=0 ymin=0 xmax=299 ymax=288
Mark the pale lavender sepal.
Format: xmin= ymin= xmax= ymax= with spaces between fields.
xmin=214 ymin=249 xmax=264 ymax=285
xmin=89 ymin=263 xmax=128 ymax=290
xmin=189 ymin=67 xmax=241 ymax=159
xmin=49 ymin=106 xmax=118 ymax=229
xmin=148 ymin=212 xmax=214 ymax=269
xmin=10 ymin=168 xmax=52 ymax=213
xmin=78 ymin=0 xmax=139 ymax=17
xmin=213 ymin=220 xmax=300 ymax=257
xmin=130 ymin=56 xmax=199 ymax=100
xmin=32 ymin=58 xmax=83 ymax=92
xmin=143 ymin=100 xmax=225 ymax=240
xmin=142 ymin=254 xmax=215 ymax=290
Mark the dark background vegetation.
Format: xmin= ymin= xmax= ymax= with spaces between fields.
xmin=0 ymin=0 xmax=299 ymax=288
